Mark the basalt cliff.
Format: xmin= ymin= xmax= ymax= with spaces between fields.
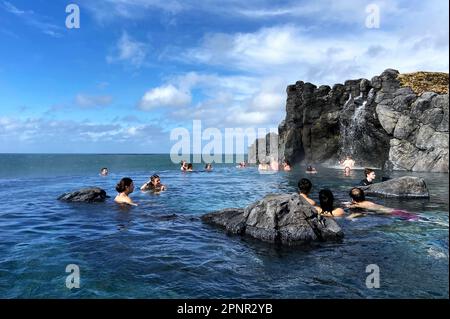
xmin=249 ymin=69 xmax=449 ymax=172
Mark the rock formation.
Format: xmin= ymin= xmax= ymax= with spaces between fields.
xmin=249 ymin=69 xmax=449 ymax=172
xmin=360 ymin=176 xmax=430 ymax=198
xmin=202 ymin=193 xmax=344 ymax=245
xmin=58 ymin=187 xmax=109 ymax=202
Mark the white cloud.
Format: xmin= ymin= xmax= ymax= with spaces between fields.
xmin=107 ymin=32 xmax=148 ymax=67
xmin=0 ymin=117 xmax=169 ymax=152
xmin=75 ymin=94 xmax=113 ymax=108
xmin=184 ymin=23 xmax=449 ymax=85
xmin=139 ymin=84 xmax=191 ymax=110
xmin=163 ymin=72 xmax=286 ymax=127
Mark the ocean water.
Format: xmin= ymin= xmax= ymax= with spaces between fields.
xmin=0 ymin=154 xmax=448 ymax=298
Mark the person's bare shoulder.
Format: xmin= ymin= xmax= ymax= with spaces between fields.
xmin=333 ymin=207 xmax=345 ymax=217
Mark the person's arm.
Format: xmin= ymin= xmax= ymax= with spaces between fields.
xmin=140 ymin=182 xmax=150 ymax=191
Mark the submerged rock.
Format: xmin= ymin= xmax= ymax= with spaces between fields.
xmin=361 ymin=176 xmax=430 ymax=198
xmin=58 ymin=187 xmax=109 ymax=202
xmin=202 ymin=193 xmax=344 ymax=245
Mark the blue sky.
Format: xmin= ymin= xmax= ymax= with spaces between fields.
xmin=0 ymin=0 xmax=448 ymax=153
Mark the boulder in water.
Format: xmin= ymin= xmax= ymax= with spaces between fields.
xmin=58 ymin=187 xmax=109 ymax=202
xmin=361 ymin=176 xmax=429 ymax=198
xmin=201 ymin=193 xmax=344 ymax=245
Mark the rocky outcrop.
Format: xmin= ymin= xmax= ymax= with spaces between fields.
xmin=360 ymin=176 xmax=430 ymax=198
xmin=58 ymin=188 xmax=109 ymax=202
xmin=201 ymin=193 xmax=344 ymax=245
xmin=274 ymin=69 xmax=449 ymax=172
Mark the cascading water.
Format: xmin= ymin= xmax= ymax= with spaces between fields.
xmin=339 ymin=90 xmax=373 ymax=161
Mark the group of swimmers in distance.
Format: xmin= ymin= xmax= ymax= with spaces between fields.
xmin=180 ymin=160 xmax=214 ymax=172
xmin=258 ymin=158 xmax=291 ymax=171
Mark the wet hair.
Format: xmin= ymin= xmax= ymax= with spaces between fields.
xmin=284 ymin=160 xmax=291 ymax=166
xmin=349 ymin=187 xmax=365 ymax=202
xmin=187 ymin=163 xmax=193 ymax=169
xmin=298 ymin=178 xmax=313 ymax=195
xmin=205 ymin=163 xmax=212 ymax=169
xmin=116 ymin=177 xmax=133 ymax=193
xmin=364 ymin=168 xmax=374 ymax=177
xmin=150 ymin=174 xmax=160 ymax=182
xmin=319 ymin=189 xmax=335 ymax=214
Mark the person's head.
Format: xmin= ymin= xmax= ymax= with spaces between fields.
xmin=150 ymin=174 xmax=161 ymax=186
xmin=116 ymin=177 xmax=134 ymax=194
xmin=100 ymin=167 xmax=108 ymax=176
xmin=364 ymin=168 xmax=376 ymax=181
xmin=187 ymin=163 xmax=193 ymax=170
xmin=349 ymin=187 xmax=365 ymax=202
xmin=344 ymin=166 xmax=351 ymax=174
xmin=205 ymin=163 xmax=212 ymax=170
xmin=298 ymin=178 xmax=313 ymax=195
xmin=318 ymin=189 xmax=335 ymax=213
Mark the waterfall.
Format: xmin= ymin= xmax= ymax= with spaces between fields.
xmin=340 ymin=93 xmax=368 ymax=159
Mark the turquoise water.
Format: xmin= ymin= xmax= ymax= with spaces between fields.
xmin=0 ymin=154 xmax=448 ymax=298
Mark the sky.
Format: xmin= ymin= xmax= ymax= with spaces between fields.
xmin=0 ymin=0 xmax=448 ymax=153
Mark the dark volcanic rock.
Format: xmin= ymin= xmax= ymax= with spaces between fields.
xmin=58 ymin=187 xmax=109 ymax=202
xmin=201 ymin=193 xmax=344 ymax=245
xmin=272 ymin=69 xmax=449 ymax=172
xmin=360 ymin=176 xmax=430 ymax=198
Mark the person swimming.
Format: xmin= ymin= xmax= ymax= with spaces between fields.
xmin=282 ymin=160 xmax=291 ymax=171
xmin=140 ymin=174 xmax=166 ymax=192
xmin=258 ymin=159 xmax=270 ymax=171
xmin=298 ymin=178 xmax=316 ymax=206
xmin=100 ymin=167 xmax=108 ymax=176
xmin=360 ymin=168 xmax=376 ymax=186
xmin=115 ymin=177 xmax=137 ymax=206
xmin=187 ymin=163 xmax=193 ymax=171
xmin=314 ymin=189 xmax=345 ymax=217
xmin=205 ymin=163 xmax=213 ymax=171
xmin=347 ymin=187 xmax=418 ymax=221
xmin=180 ymin=161 xmax=188 ymax=171
xmin=305 ymin=165 xmax=317 ymax=174
xmin=344 ymin=166 xmax=351 ymax=176
xmin=237 ymin=161 xmax=247 ymax=168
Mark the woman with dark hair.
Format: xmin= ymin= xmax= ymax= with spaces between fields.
xmin=141 ymin=174 xmax=166 ymax=192
xmin=115 ymin=177 xmax=137 ymax=206
xmin=314 ymin=189 xmax=345 ymax=217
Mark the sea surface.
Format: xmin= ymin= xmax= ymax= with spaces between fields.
xmin=0 ymin=154 xmax=448 ymax=298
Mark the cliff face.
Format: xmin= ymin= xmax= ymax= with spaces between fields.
xmin=275 ymin=69 xmax=449 ymax=172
